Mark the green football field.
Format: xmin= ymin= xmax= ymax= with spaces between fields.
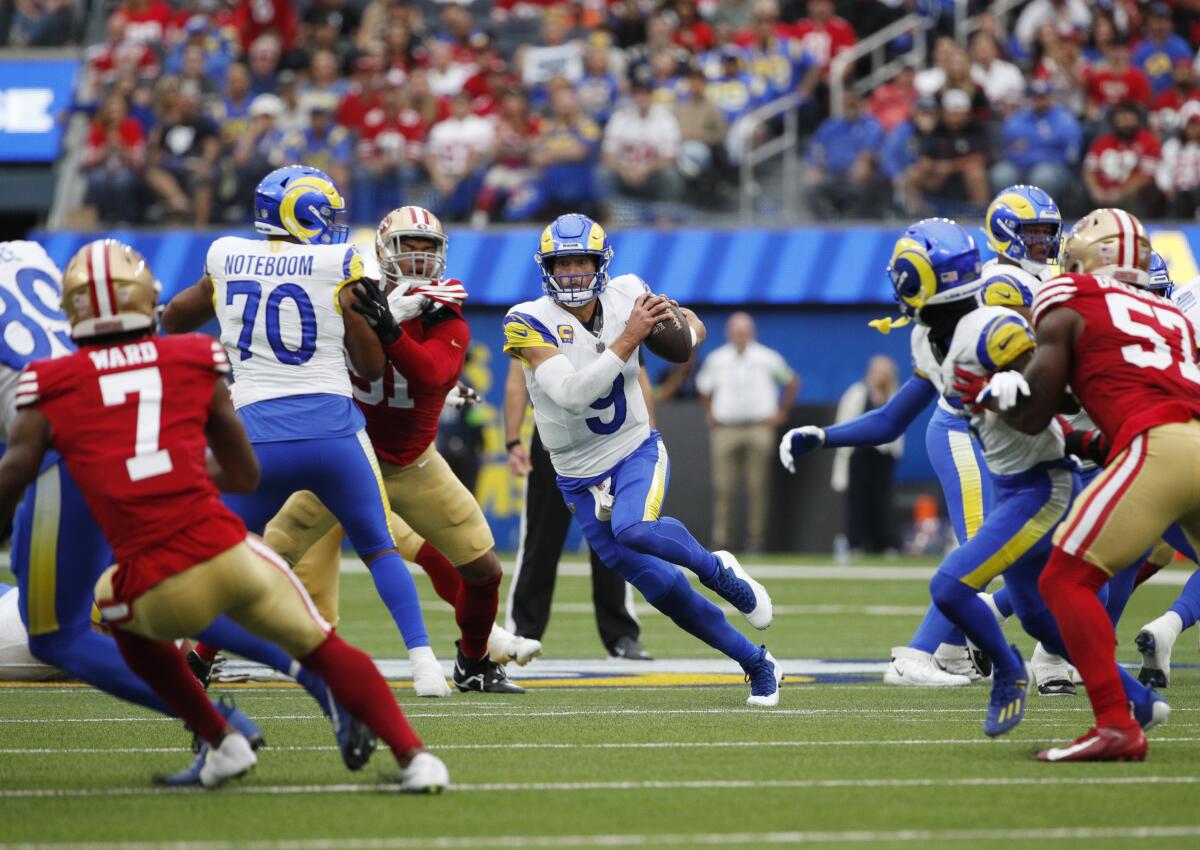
xmin=2 ymin=556 xmax=1198 ymax=849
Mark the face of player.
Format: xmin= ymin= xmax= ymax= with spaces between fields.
xmin=1022 ymin=222 xmax=1060 ymax=262
xmin=551 ymin=254 xmax=599 ymax=292
xmin=396 ymin=236 xmax=441 ymax=281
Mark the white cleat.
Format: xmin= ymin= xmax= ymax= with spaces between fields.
xmin=745 ymin=648 xmax=782 ymax=707
xmin=977 ymin=591 xmax=1007 ymax=626
xmin=488 ymin=624 xmax=543 ymax=667
xmin=398 ymin=751 xmax=450 ymax=794
xmin=883 ymin=646 xmax=972 ymax=687
xmin=712 ymin=550 xmax=773 ymax=630
xmin=199 ymin=733 xmax=256 ymax=788
xmin=934 ymin=642 xmax=983 ymax=681
xmin=410 ymin=646 xmax=452 ymax=698
xmin=1030 ymin=642 xmax=1076 ymax=696
xmin=1136 ymin=612 xmax=1183 ymax=689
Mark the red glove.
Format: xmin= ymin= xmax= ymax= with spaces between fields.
xmin=413 ymin=278 xmax=467 ymax=309
xmin=952 ymin=367 xmax=990 ymax=413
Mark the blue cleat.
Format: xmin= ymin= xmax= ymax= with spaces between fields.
xmin=703 ymin=551 xmax=773 ymax=630
xmin=744 ymin=646 xmax=782 ymax=707
xmin=1132 ymin=687 xmax=1171 ymax=732
xmin=191 ymin=695 xmax=264 ymax=754
xmin=984 ymin=653 xmax=1031 ymax=737
xmin=323 ymin=682 xmax=377 ymax=771
xmin=157 ymin=746 xmax=207 ymax=786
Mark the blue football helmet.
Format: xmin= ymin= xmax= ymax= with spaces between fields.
xmin=534 ymin=214 xmax=613 ymax=306
xmin=253 ymin=165 xmax=349 ymax=245
xmin=985 ymin=185 xmax=1062 ymax=275
xmin=887 ymin=218 xmax=983 ymax=321
xmin=1147 ymin=250 xmax=1173 ymax=296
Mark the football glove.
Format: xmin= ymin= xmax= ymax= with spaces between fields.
xmin=779 ymin=426 xmax=825 ymax=473
xmin=414 ymin=278 xmax=468 ymax=309
xmin=387 ymin=288 xmax=427 ymax=324
xmin=1063 ymin=425 xmax=1109 ymax=466
xmin=444 ymin=383 xmax=480 ymax=410
xmin=979 ymin=370 xmax=1030 ymax=411
xmin=352 ymin=278 xmax=403 ymax=346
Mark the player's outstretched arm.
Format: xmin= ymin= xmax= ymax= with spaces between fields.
xmin=161 ymin=276 xmax=216 ymax=334
xmin=1000 ymin=308 xmax=1078 ymax=435
xmin=204 ymin=381 xmax=261 ymax=494
xmin=0 ymin=409 xmax=50 ymax=529
xmin=340 ymin=281 xmax=386 ymax=382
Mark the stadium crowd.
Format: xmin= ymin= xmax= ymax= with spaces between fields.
xmin=66 ymin=0 xmax=1200 ymax=226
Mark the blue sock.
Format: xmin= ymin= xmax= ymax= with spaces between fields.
xmin=29 ymin=628 xmax=173 ymax=715
xmin=1103 ymin=565 xmax=1140 ymax=627
xmin=1169 ymin=568 xmax=1200 ymax=629
xmin=908 ymin=602 xmax=964 ymax=653
xmin=616 ymin=517 xmax=720 ymax=582
xmin=929 ymin=572 xmax=1022 ymax=675
xmin=367 ymin=552 xmax=429 ymax=650
xmin=645 ymin=571 xmax=760 ymax=667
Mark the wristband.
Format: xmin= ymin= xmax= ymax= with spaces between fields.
xmin=505 ymin=439 xmax=521 ymax=452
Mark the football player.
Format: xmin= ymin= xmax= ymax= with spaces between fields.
xmin=265 ymin=205 xmax=538 ymax=696
xmin=974 ymin=208 xmax=1200 ymax=761
xmin=161 ymin=166 xmax=445 ymax=693
xmin=498 ymin=214 xmax=781 ymax=706
xmin=0 ymin=239 xmax=447 ymax=791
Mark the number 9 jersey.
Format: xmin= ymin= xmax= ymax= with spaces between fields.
xmin=207 ymin=236 xmax=365 ymax=410
xmin=504 ymin=274 xmax=651 ymax=478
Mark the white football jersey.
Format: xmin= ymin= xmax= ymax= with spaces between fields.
xmin=206 ymin=236 xmax=365 ymax=409
xmin=979 ymin=258 xmax=1044 ymax=296
xmin=504 ymin=274 xmax=651 ymax=478
xmin=941 ymin=306 xmax=1064 ymax=476
xmin=1170 ymin=275 xmax=1200 ymax=340
xmin=0 ymin=241 xmax=73 ymax=444
xmin=909 ymin=326 xmax=955 ymax=413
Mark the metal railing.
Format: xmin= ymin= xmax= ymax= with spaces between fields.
xmin=954 ymin=0 xmax=1031 ymax=45
xmin=829 ymin=13 xmax=933 ymax=118
xmin=737 ymin=91 xmax=804 ymax=222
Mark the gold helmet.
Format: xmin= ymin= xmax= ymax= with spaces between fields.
xmin=62 ymin=239 xmax=157 ymax=340
xmin=1061 ymin=208 xmax=1151 ymax=287
xmin=375 ymin=205 xmax=447 ymax=294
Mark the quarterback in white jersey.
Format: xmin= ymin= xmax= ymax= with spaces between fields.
xmin=161 ymin=165 xmax=443 ymax=690
xmin=503 ymin=213 xmax=781 ymax=707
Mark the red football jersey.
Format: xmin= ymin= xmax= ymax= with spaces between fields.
xmin=349 ymin=299 xmax=469 ymax=466
xmin=17 ymin=334 xmax=247 ymax=602
xmin=1084 ymin=130 xmax=1162 ymax=192
xmin=1032 ymin=272 xmax=1200 ymax=459
xmin=1085 ymin=65 xmax=1152 ymax=109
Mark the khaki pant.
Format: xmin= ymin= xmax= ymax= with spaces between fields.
xmin=710 ymin=422 xmax=775 ymax=551
xmin=1053 ymin=421 xmax=1200 ymax=573
xmin=264 ymin=443 xmax=494 ymax=625
xmin=94 ymin=539 xmax=330 ymax=659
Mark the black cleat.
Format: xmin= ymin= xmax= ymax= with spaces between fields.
xmin=968 ymin=645 xmax=992 ymax=679
xmin=187 ymin=650 xmax=214 ymax=690
xmin=610 ymin=636 xmax=653 ymax=661
xmin=1037 ymin=677 xmax=1077 ymax=696
xmin=453 ymin=641 xmax=526 ymax=694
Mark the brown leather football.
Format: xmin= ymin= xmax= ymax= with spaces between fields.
xmin=645 ymin=303 xmax=693 ymax=363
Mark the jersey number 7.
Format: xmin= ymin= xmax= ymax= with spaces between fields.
xmin=99 ymin=367 xmax=174 ymax=482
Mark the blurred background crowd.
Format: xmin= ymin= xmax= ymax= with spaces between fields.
xmin=18 ymin=0 xmax=1200 ymax=226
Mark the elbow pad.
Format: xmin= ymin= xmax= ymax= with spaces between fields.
xmin=534 ymin=350 xmax=626 ymax=415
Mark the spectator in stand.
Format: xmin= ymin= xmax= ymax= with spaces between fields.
xmin=116 ymin=0 xmax=174 ymax=46
xmin=991 ymin=79 xmax=1082 ymax=201
xmin=427 ymin=37 xmax=478 ymax=98
xmin=176 ymin=42 xmax=221 ymax=103
xmin=273 ymin=70 xmax=307 ymax=134
xmin=1083 ymin=100 xmax=1162 ymax=217
xmin=575 ymin=40 xmax=623 ymax=125
xmin=743 ymin=0 xmax=819 ymax=102
xmin=246 ymin=33 xmax=282 ymax=97
xmin=1085 ymin=36 xmax=1152 ymax=123
xmin=211 ymin=63 xmax=255 ymax=155
xmin=1157 ymin=105 xmax=1200 ymax=219
xmin=787 ymin=0 xmax=856 ymax=79
xmin=231 ymin=0 xmax=296 ymax=55
xmin=85 ymin=14 xmax=159 ymax=100
xmin=472 ymin=88 xmax=542 ymax=224
xmin=1133 ymin=3 xmax=1192 ymax=96
xmin=627 ymin=11 xmax=689 ymax=77
xmin=674 ymin=65 xmax=731 ymax=199
xmin=336 ymin=55 xmax=385 ymax=134
xmin=145 ymin=83 xmax=220 ymax=225
xmin=164 ymin=14 xmax=236 ymax=89
xmin=1032 ymin=24 xmax=1087 ymax=116
xmin=228 ymin=93 xmax=288 ymax=217
xmin=869 ymin=64 xmax=917 ymax=133
xmin=518 ymin=12 xmax=584 ymax=92
xmin=916 ymin=42 xmax=990 ymax=120
xmin=804 ymin=88 xmax=885 ymax=217
xmin=380 ymin=20 xmax=420 ymax=73
xmin=1013 ymin=0 xmax=1092 ymax=55
xmin=83 ymin=93 xmax=145 ymax=224
xmin=425 ymin=90 xmax=496 ymax=220
xmin=649 ymin=48 xmax=687 ymax=106
xmin=357 ymin=0 xmax=417 ymax=54
xmin=354 ymin=79 xmax=428 ymax=221
xmin=705 ymin=48 xmax=769 ymax=122
xmin=602 ymin=76 xmax=684 ymax=202
xmin=970 ymin=32 xmax=1025 ymax=108
xmin=8 ymin=0 xmax=74 ymax=46
xmin=528 ymin=81 xmax=603 ymax=217
xmin=882 ymin=95 xmax=939 ymax=213
xmin=284 ymin=96 xmax=352 ymax=190
xmin=907 ymin=88 xmax=990 ymax=215
xmin=299 ymin=48 xmax=349 ymax=117
xmin=673 ymin=0 xmax=714 ymax=53
xmin=714 ymin=0 xmax=755 ymax=32
xmin=406 ymin=68 xmax=446 ymax=129
xmin=1151 ymin=61 xmax=1200 ymax=138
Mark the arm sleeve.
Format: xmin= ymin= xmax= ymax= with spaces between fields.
xmin=383 ymin=316 xmax=468 ymax=390
xmin=822 ymin=376 xmax=936 ymax=447
xmin=533 ymin=349 xmax=627 ymax=415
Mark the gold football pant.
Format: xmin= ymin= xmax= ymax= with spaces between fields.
xmin=94 ymin=538 xmax=330 ymax=659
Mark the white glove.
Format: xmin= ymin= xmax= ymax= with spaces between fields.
xmin=387 ymin=287 xmax=427 ymax=323
xmin=980 ymin=371 xmax=1030 ymax=411
xmin=444 ymin=383 xmax=480 ymax=409
xmin=779 ymin=425 xmax=825 ymax=474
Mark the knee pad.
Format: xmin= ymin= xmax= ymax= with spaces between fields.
xmin=614 ymin=521 xmax=656 ymax=555
xmin=263 ymin=491 xmax=337 ymax=566
xmin=929 ymin=571 xmax=971 ymax=613
xmin=628 ymin=563 xmax=683 ymax=606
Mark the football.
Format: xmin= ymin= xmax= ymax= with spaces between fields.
xmin=645 ymin=302 xmax=693 ymax=363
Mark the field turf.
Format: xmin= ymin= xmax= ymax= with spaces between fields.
xmin=1 ymin=555 xmax=1198 ymax=849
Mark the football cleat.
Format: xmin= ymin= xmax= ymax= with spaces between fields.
xmin=157 ymin=747 xmax=208 ymax=786
xmin=704 ymin=551 xmax=772 ymax=630
xmin=745 ymin=646 xmax=782 ymax=707
xmin=934 ymin=642 xmax=983 ymax=681
xmin=199 ymin=733 xmax=257 ymax=788
xmin=398 ymin=751 xmax=449 ymax=794
xmin=883 ymin=647 xmax=972 ymax=687
xmin=984 ymin=655 xmax=1031 ymax=737
xmin=323 ymin=682 xmax=377 ymax=771
xmin=453 ymin=641 xmax=526 ymax=694
xmin=186 ymin=649 xmax=215 ymax=690
xmin=1030 ymin=642 xmax=1076 ymax=696
xmin=1132 ymin=688 xmax=1171 ymax=732
xmin=1036 ymin=725 xmax=1147 ymax=762
xmin=610 ymin=635 xmax=653 ymax=661
xmin=1136 ymin=612 xmax=1182 ymax=688
xmin=410 ymin=646 xmax=452 ymax=698
xmin=191 ymin=695 xmax=264 ymax=754
xmin=487 ymin=624 xmax=543 ymax=667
